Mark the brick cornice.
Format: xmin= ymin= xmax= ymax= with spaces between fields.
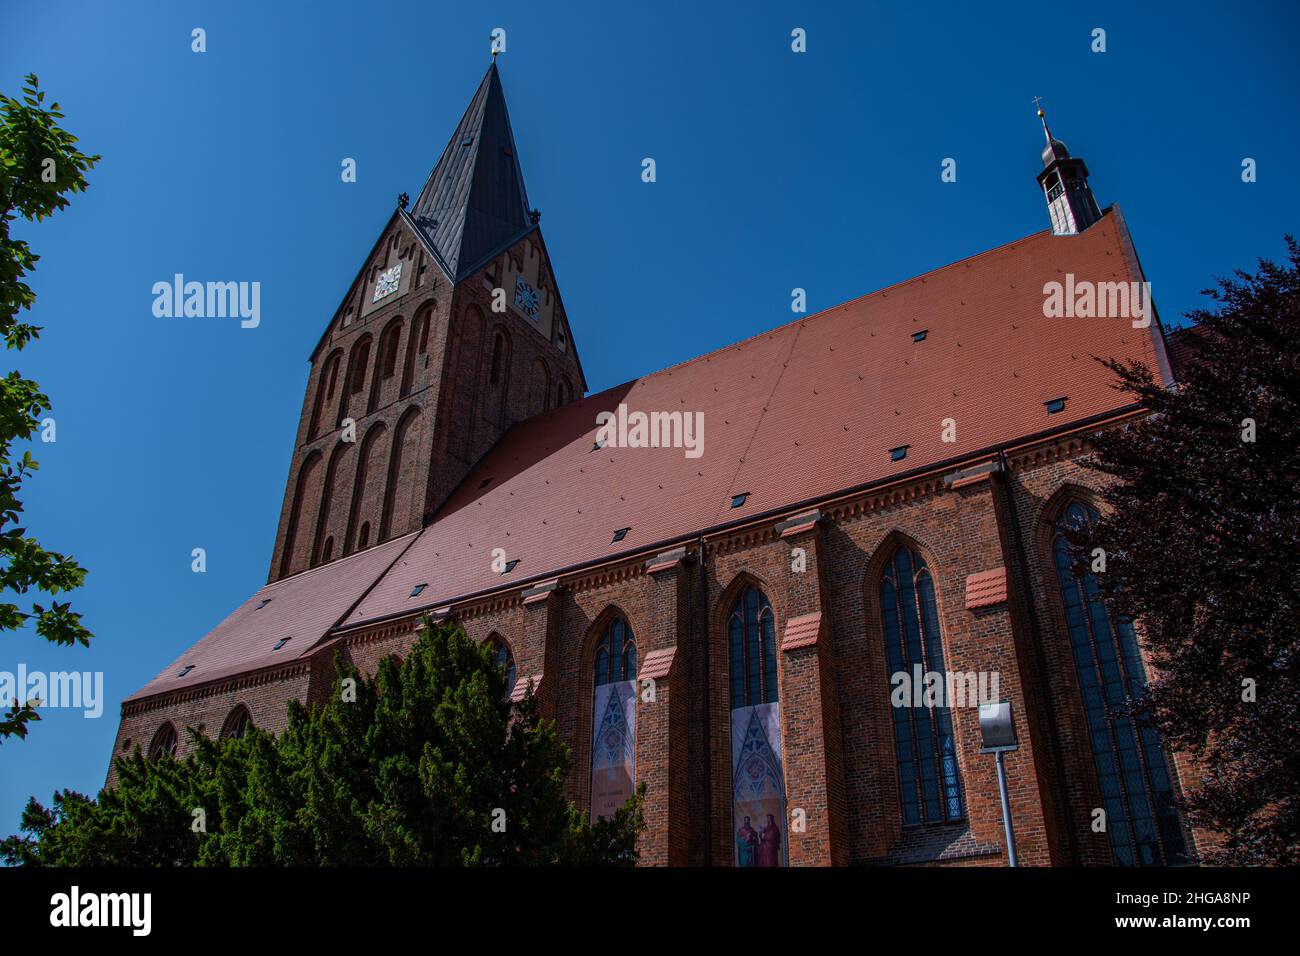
xmin=120 ymin=661 xmax=311 ymax=718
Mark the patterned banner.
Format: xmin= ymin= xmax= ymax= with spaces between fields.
xmin=731 ymin=702 xmax=788 ymax=867
xmin=590 ymin=679 xmax=637 ymax=822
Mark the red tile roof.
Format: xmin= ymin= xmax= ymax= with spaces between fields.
xmin=125 ymin=533 xmax=416 ymax=701
xmin=964 ymin=568 xmax=1009 ymax=610
xmin=129 ymin=210 xmax=1170 ymax=702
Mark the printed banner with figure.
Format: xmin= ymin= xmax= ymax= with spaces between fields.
xmin=731 ymin=702 xmax=788 ymax=867
xmin=590 ymin=679 xmax=637 ymax=821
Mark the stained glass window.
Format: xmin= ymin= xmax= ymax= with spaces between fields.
xmin=881 ymin=545 xmax=964 ymax=824
xmin=149 ymin=722 xmax=177 ymax=762
xmin=489 ymin=636 xmax=516 ymax=696
xmin=1052 ymin=501 xmax=1188 ymax=865
xmin=594 ymin=617 xmax=637 ymax=686
xmin=728 ymin=586 xmax=778 ymax=709
xmin=221 ymin=706 xmax=252 ymax=741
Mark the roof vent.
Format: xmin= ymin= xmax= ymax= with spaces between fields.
xmin=912 ymin=329 xmax=928 ymax=343
xmin=591 ymin=439 xmax=605 ymax=452
xmin=478 ymin=477 xmax=493 ymax=489
xmin=255 ymin=598 xmax=272 ymax=610
xmin=1044 ymin=396 xmax=1067 ymax=414
xmin=731 ymin=492 xmax=750 ymax=509
xmin=890 ymin=445 xmax=909 ymax=462
xmin=273 ymin=637 xmax=292 ymax=651
xmin=410 ymin=583 xmax=428 ymax=598
xmin=612 ymin=527 xmax=630 ymax=543
xmin=502 ymin=559 xmax=520 ymax=574
xmin=178 ymin=665 xmax=195 ymax=677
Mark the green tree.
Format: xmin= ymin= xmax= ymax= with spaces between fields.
xmin=1 ymin=73 xmax=98 ymax=741
xmin=2 ymin=621 xmax=645 ymax=865
xmin=1075 ymin=238 xmax=1300 ymax=864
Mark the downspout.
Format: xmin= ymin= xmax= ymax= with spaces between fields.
xmin=696 ymin=533 xmax=712 ymax=865
xmin=997 ymin=450 xmax=1080 ymax=865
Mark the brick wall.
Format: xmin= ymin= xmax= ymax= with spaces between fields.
xmin=113 ymin=431 xmax=1215 ymax=866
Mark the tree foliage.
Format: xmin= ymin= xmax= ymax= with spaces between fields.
xmin=0 ymin=74 xmax=98 ymax=741
xmin=1075 ymin=237 xmax=1300 ymax=864
xmin=2 ymin=621 xmax=644 ymax=866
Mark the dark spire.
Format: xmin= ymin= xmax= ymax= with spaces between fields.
xmin=1033 ymin=101 xmax=1101 ymax=236
xmin=409 ymin=62 xmax=534 ymax=281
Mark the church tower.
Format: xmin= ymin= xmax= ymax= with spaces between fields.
xmin=268 ymin=62 xmax=586 ymax=582
xmin=1035 ymin=106 xmax=1102 ymax=235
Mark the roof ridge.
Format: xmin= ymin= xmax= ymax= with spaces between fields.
xmin=599 ymin=218 xmax=1078 ymax=387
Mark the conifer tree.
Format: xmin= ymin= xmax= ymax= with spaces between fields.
xmin=3 ymin=622 xmax=644 ymax=866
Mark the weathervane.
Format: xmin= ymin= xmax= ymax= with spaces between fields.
xmin=1032 ymin=95 xmax=1053 ymax=144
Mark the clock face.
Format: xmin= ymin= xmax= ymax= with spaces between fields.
xmin=373 ymin=263 xmax=402 ymax=302
xmin=514 ymin=276 xmax=540 ymax=320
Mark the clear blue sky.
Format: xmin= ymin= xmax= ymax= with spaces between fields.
xmin=2 ymin=0 xmax=1296 ymax=837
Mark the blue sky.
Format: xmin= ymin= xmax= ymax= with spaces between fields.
xmin=1 ymin=0 xmax=1296 ymax=836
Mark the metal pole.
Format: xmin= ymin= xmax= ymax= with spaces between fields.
xmin=995 ymin=749 xmax=1019 ymax=867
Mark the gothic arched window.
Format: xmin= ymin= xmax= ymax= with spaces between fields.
xmin=488 ymin=635 xmax=516 ymax=697
xmin=880 ymin=544 xmax=964 ymax=825
xmin=148 ymin=722 xmax=177 ymax=762
xmin=1052 ymin=500 xmax=1188 ymax=865
xmin=590 ymin=616 xmax=637 ymax=821
xmin=220 ymin=706 xmax=253 ymax=741
xmin=490 ymin=331 xmax=505 ymax=386
xmin=728 ymin=585 xmax=778 ymax=708
xmin=727 ymin=584 xmax=786 ymax=866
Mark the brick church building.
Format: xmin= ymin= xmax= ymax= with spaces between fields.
xmin=108 ymin=62 xmax=1210 ymax=866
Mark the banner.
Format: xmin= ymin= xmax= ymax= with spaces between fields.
xmin=731 ymin=702 xmax=787 ymax=867
xmin=590 ymin=679 xmax=637 ymax=821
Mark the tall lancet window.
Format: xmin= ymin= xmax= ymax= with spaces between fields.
xmin=590 ymin=616 xmax=637 ymax=822
xmin=1052 ymin=501 xmax=1188 ymax=866
xmin=728 ymin=584 xmax=787 ymax=867
xmin=880 ymin=544 xmax=964 ymax=825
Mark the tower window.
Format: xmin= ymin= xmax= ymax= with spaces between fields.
xmin=273 ymin=637 xmax=292 ymax=651
xmin=502 ymin=559 xmax=520 ymax=574
xmin=612 ymin=527 xmax=630 ymax=543
xmin=1045 ymin=396 xmax=1067 ymax=414
xmin=178 ymin=664 xmax=195 ymax=677
xmin=731 ymin=492 xmax=750 ymax=509
xmin=256 ymin=598 xmax=272 ymax=610
xmin=890 ymin=445 xmax=909 ymax=462
xmin=410 ymin=583 xmax=428 ymax=598
xmin=912 ymin=330 xmax=928 ymax=343
xmin=490 ymin=332 xmax=505 ymax=385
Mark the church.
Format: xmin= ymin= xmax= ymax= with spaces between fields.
xmin=107 ymin=61 xmax=1210 ymax=866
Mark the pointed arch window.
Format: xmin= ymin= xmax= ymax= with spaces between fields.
xmin=728 ymin=585 xmax=778 ymax=708
xmin=220 ymin=706 xmax=253 ymax=741
xmin=148 ymin=722 xmax=177 ymax=762
xmin=490 ymin=331 xmax=505 ymax=386
xmin=1052 ymin=501 xmax=1188 ymax=865
xmin=727 ymin=584 xmax=786 ymax=866
xmin=488 ymin=635 xmax=516 ymax=697
xmin=590 ymin=616 xmax=637 ymax=822
xmin=880 ymin=544 xmax=964 ymax=825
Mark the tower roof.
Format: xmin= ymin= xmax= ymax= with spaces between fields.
xmin=409 ymin=62 xmax=534 ymax=282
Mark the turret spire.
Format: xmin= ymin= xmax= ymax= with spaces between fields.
xmin=1032 ymin=100 xmax=1102 ymax=236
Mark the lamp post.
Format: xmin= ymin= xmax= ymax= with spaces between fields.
xmin=979 ymin=700 xmax=1020 ymax=867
